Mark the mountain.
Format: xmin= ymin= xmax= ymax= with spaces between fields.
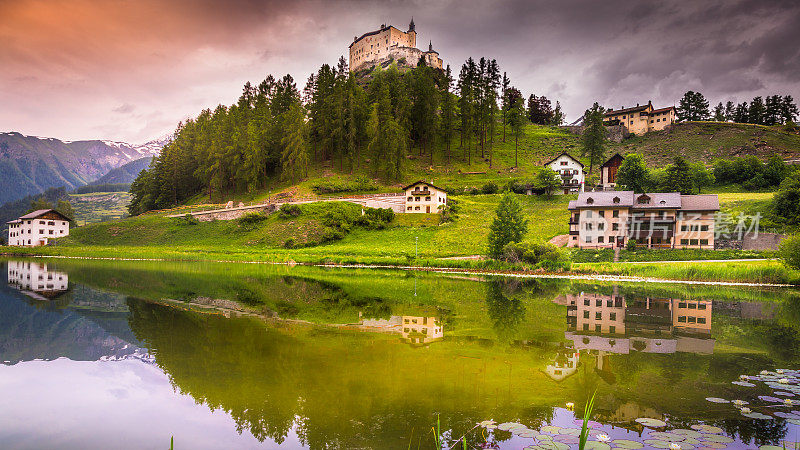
xmin=0 ymin=132 xmax=166 ymax=205
xmin=92 ymin=157 xmax=153 ymax=185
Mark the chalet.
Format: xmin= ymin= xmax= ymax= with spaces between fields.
xmin=567 ymin=191 xmax=719 ymax=249
xmin=544 ymin=152 xmax=585 ymax=194
xmin=403 ymin=181 xmax=447 ymax=213
xmin=7 ymin=209 xmax=71 ymax=247
xmin=599 ymin=153 xmax=625 ymax=190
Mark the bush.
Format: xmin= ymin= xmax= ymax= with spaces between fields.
xmin=237 ymin=212 xmax=268 ymax=227
xmin=355 ymin=207 xmax=395 ymax=230
xmin=626 ymin=239 xmax=637 ymax=251
xmin=481 ymin=182 xmax=499 ymax=194
xmin=175 ymin=214 xmax=199 ymax=226
xmin=279 ymin=204 xmax=301 ymax=218
xmin=779 ymin=234 xmax=800 ymax=270
xmin=501 ymin=242 xmax=571 ymax=271
xmin=283 ymin=238 xmax=296 ymax=249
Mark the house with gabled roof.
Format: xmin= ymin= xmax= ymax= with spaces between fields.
xmin=567 ymin=191 xmax=719 ymax=249
xmin=603 ymin=101 xmax=676 ymax=135
xmin=544 ymin=152 xmax=585 ymax=194
xmin=599 ymin=153 xmax=625 ymax=190
xmin=7 ymin=209 xmax=72 ymax=247
xmin=403 ymin=181 xmax=447 ymax=213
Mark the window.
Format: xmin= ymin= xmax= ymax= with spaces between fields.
xmin=681 ymin=239 xmax=689 ymax=245
xmin=599 ymin=210 xmax=605 ymax=218
xmin=584 ymin=299 xmax=590 ymax=306
xmin=688 ymin=303 xmax=697 ymax=309
xmin=688 ymin=317 xmax=697 ymax=323
xmin=595 ymin=325 xmax=602 ymax=332
xmin=415 ymin=197 xmax=420 ymax=201
xmin=698 ymin=303 xmax=707 ymax=310
xmin=698 ymin=317 xmax=707 ymax=324
xmin=613 ymin=210 xmax=619 ymax=217
xmin=690 ymin=239 xmax=698 ymax=245
xmin=561 ymin=161 xmax=568 ymax=166
xmin=586 ymin=210 xmax=593 ymax=218
xmin=585 ymin=223 xmax=593 ymax=231
xmin=612 ymin=223 xmax=619 ymax=231
xmin=681 ymin=225 xmax=687 ymax=231
xmin=596 ymin=299 xmax=602 ymax=307
xmin=598 ymin=236 xmax=604 ymax=243
xmin=700 ymin=239 xmax=708 ymax=245
xmin=700 ymin=225 xmax=709 ymax=231
xmin=598 ymin=223 xmax=605 ymax=230
xmin=610 ymin=312 xmax=617 ymax=321
xmin=584 ymin=311 xmax=590 ymax=319
xmin=609 ymin=326 xmax=616 ymax=334
xmin=585 ymin=236 xmax=592 ymax=243
xmin=415 ymin=206 xmax=420 ymax=211
xmin=407 ymin=206 xmax=412 ymax=210
xmin=425 ymin=196 xmax=431 ymax=201
xmin=408 ymin=197 xmax=413 ymax=201
xmin=678 ymin=316 xmax=687 ymax=323
xmin=583 ymin=324 xmax=589 ymax=331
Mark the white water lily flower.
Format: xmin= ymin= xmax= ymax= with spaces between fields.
xmin=733 ymin=400 xmax=746 ymax=406
xmin=780 ymin=378 xmax=790 ymax=384
xmin=597 ymin=434 xmax=610 ymax=442
xmin=777 ymin=369 xmax=785 ymax=374
xmin=740 ymin=375 xmax=749 ymax=380
xmin=566 ymin=402 xmax=574 ymax=409
xmin=670 ymin=443 xmax=682 ymax=450
xmin=784 ymin=399 xmax=793 ymax=405
xmin=741 ymin=407 xmax=752 ymax=413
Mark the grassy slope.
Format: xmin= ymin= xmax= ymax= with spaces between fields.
xmin=69 ymin=191 xmax=132 ymax=225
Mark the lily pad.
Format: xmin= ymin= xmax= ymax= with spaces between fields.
xmin=691 ymin=425 xmax=724 ymax=434
xmin=478 ymin=420 xmax=496 ymax=427
xmin=705 ymin=397 xmax=730 ymax=403
xmin=636 ymin=417 xmax=667 ymax=427
xmin=758 ymin=396 xmax=782 ymax=403
xmin=697 ymin=443 xmax=727 ymax=449
xmin=557 ymin=427 xmax=581 ymax=436
xmin=774 ymin=412 xmax=800 ymax=419
xmin=731 ymin=381 xmax=755 ymax=387
xmin=643 ymin=439 xmax=672 ymax=449
xmin=612 ymin=440 xmax=645 ymax=449
xmin=552 ymin=435 xmax=579 ymax=444
xmin=497 ymin=422 xmax=526 ymax=431
xmin=649 ymin=432 xmax=685 ymax=442
xmin=672 ymin=429 xmax=704 ymax=439
xmin=582 ymin=442 xmax=611 ymax=450
xmin=742 ymin=412 xmax=774 ymax=420
xmin=512 ymin=427 xmax=533 ymax=435
xmin=774 ymin=391 xmax=795 ymax=397
xmin=789 ymin=418 xmax=800 ymax=426
xmin=701 ymin=435 xmax=735 ymax=443
xmin=540 ymin=425 xmax=561 ymax=434
xmin=530 ymin=442 xmax=569 ymax=450
xmin=518 ymin=429 xmax=539 ymax=438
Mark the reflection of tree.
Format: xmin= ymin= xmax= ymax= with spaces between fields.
xmin=714 ymin=418 xmax=788 ymax=448
xmin=485 ymin=281 xmax=526 ymax=340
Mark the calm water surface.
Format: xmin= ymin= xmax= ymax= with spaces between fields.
xmin=1 ymin=258 xmax=799 ymax=449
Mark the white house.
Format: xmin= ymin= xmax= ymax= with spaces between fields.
xmin=545 ymin=152 xmax=585 ymax=194
xmin=404 ymin=181 xmax=447 ymax=213
xmin=7 ymin=209 xmax=72 ymax=247
xmin=7 ymin=260 xmax=69 ymax=300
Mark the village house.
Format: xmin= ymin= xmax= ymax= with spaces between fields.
xmin=404 ymin=181 xmax=447 ymax=213
xmin=603 ymin=101 xmax=676 ymax=135
xmin=544 ymin=152 xmax=585 ymax=194
xmin=7 ymin=209 xmax=71 ymax=247
xmin=7 ymin=261 xmax=69 ymax=300
xmin=598 ymin=153 xmax=624 ymax=191
xmin=567 ymin=191 xmax=719 ymax=249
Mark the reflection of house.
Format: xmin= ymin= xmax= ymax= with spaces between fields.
xmin=562 ymin=291 xmax=714 ymax=355
xmin=544 ymin=344 xmax=580 ymax=381
xmin=358 ymin=315 xmax=444 ymax=346
xmin=7 ymin=261 xmax=69 ymax=300
xmin=404 ymin=181 xmax=447 ymax=214
xmin=544 ymin=152 xmax=585 ymax=194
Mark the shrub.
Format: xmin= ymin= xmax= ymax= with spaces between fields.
xmin=779 ymin=234 xmax=800 ymax=270
xmin=237 ymin=212 xmax=268 ymax=228
xmin=501 ymin=242 xmax=571 ymax=271
xmin=283 ymin=238 xmax=296 ymax=249
xmin=355 ymin=207 xmax=395 ymax=230
xmin=279 ymin=204 xmax=301 ymax=218
xmin=626 ymin=239 xmax=637 ymax=251
xmin=175 ymin=214 xmax=199 ymax=226
xmin=481 ymin=182 xmax=499 ymax=194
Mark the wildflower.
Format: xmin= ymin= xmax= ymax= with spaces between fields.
xmin=566 ymin=402 xmax=574 ymax=409
xmin=741 ymin=407 xmax=751 ymax=413
xmin=670 ymin=444 xmax=682 ymax=450
xmin=597 ymin=434 xmax=610 ymax=443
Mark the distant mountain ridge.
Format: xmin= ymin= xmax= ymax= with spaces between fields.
xmin=0 ymin=132 xmax=166 ymax=205
xmin=92 ymin=157 xmax=153 ymax=185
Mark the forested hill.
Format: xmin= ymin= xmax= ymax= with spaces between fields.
xmin=128 ymin=56 xmax=800 ymax=215
xmin=0 ymin=132 xmax=164 ymax=205
xmin=92 ymin=157 xmax=153 ymax=185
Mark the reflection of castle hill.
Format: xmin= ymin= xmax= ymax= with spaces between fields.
xmin=543 ymin=344 xmax=579 ymax=381
xmin=358 ymin=315 xmax=443 ymax=345
xmin=7 ymin=260 xmax=69 ymax=300
xmin=558 ymin=290 xmax=715 ymax=355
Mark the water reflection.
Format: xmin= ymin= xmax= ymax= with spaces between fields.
xmin=559 ymin=289 xmax=715 ymax=355
xmin=7 ymin=260 xmax=68 ymax=301
xmin=357 ymin=315 xmax=444 ymax=345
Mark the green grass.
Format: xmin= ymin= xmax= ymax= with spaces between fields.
xmin=574 ymin=259 xmax=800 ymax=285
xmin=69 ymin=191 xmax=131 ymax=225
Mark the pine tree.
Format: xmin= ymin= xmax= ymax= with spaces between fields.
xmin=501 ymin=72 xmax=510 ymax=142
xmin=551 ymin=101 xmax=565 ymax=126
xmin=781 ymin=95 xmax=798 ymax=124
xmin=665 ymin=156 xmax=694 ymax=194
xmin=581 ymin=102 xmax=607 ymax=176
xmin=440 ymin=65 xmax=455 ymax=164
xmin=280 ymin=101 xmax=310 ymax=184
xmin=713 ymin=102 xmax=725 ymax=121
xmin=676 ymin=91 xmax=710 ymax=122
xmin=748 ymin=96 xmax=766 ymax=125
xmin=765 ymin=95 xmax=782 ymax=125
xmin=487 ymin=193 xmax=528 ymax=258
xmin=506 ymin=96 xmax=526 ymax=168
xmin=733 ymin=102 xmax=749 ymax=123
xmin=724 ymin=101 xmax=735 ymax=122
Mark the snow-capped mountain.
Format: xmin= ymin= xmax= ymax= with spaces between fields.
xmin=0 ymin=132 xmax=169 ymax=205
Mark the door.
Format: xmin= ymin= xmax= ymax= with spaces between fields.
xmin=426 ymin=206 xmax=430 ymax=213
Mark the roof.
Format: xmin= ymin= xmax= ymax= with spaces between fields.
xmin=680 ymin=194 xmax=720 ymax=211
xmin=17 ymin=209 xmax=72 ymax=222
xmin=349 ymin=25 xmax=395 ymax=48
xmin=6 ymin=219 xmax=21 ymax=224
xmin=544 ymin=152 xmax=584 ymax=168
xmin=651 ymin=106 xmax=676 ymax=114
xmin=403 ymin=180 xmax=447 ymax=192
xmin=573 ymin=191 xmax=636 ymax=208
xmin=604 ymin=105 xmax=649 ymax=116
xmin=571 ymin=191 xmax=718 ymax=211
xmin=600 ymin=153 xmax=624 ymax=169
xmin=631 ymin=192 xmax=682 ymax=209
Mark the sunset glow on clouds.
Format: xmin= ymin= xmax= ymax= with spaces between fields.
xmin=1 ymin=0 xmax=798 ymax=143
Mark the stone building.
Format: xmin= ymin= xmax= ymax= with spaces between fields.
xmin=603 ymin=101 xmax=676 ymax=135
xmin=404 ymin=181 xmax=447 ymax=214
xmin=598 ymin=153 xmax=624 ymax=191
xmin=7 ymin=209 xmax=71 ymax=247
xmin=348 ymin=18 xmax=443 ymax=72
xmin=567 ymin=191 xmax=719 ymax=249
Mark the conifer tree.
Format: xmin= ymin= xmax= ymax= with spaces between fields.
xmin=506 ymin=96 xmax=526 ymax=168
xmin=440 ymin=65 xmax=455 ymax=164
xmin=487 ymin=193 xmax=528 ymax=258
xmin=676 ymin=91 xmax=710 ymax=122
xmin=748 ymin=96 xmax=766 ymax=125
xmin=280 ymin=101 xmax=310 ymax=184
xmin=581 ymin=102 xmax=607 ymax=176
xmin=501 ymin=72 xmax=510 ymax=142
xmin=713 ymin=102 xmax=725 ymax=121
xmin=665 ymin=156 xmax=695 ymax=194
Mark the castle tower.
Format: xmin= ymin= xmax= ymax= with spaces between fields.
xmin=407 ymin=17 xmax=417 ymax=48
xmin=408 ymin=17 xmax=415 ymax=32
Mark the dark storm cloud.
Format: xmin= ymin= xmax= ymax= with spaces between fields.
xmin=1 ymin=0 xmax=798 ymax=142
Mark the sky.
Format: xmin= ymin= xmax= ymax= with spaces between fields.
xmin=1 ymin=0 xmax=799 ymax=144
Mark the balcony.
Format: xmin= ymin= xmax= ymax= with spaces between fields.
xmin=629 ymin=229 xmax=674 ymax=240
xmin=628 ymin=215 xmax=676 ymax=224
xmin=411 ymin=190 xmax=432 ymax=196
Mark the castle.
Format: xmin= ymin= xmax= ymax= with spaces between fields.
xmin=348 ymin=18 xmax=443 ymax=72
xmin=603 ymin=101 xmax=676 ymax=135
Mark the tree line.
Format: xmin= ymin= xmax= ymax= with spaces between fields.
xmin=129 ymin=56 xmax=558 ymax=215
xmin=677 ymin=90 xmax=798 ymax=125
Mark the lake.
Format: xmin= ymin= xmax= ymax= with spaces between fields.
xmin=1 ymin=258 xmax=799 ymax=449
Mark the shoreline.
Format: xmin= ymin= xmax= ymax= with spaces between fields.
xmin=3 ymin=252 xmax=797 ymax=288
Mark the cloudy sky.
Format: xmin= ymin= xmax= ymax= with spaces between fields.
xmin=1 ymin=0 xmax=799 ymax=143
